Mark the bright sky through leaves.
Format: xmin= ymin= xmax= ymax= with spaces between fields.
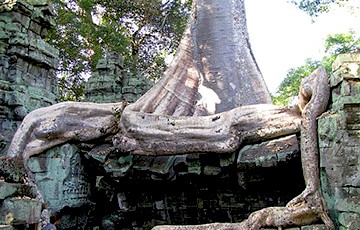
xmin=245 ymin=0 xmax=360 ymax=93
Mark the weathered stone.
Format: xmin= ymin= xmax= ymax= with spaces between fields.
xmin=26 ymin=0 xmax=49 ymax=6
xmin=319 ymin=54 xmax=360 ymax=229
xmin=149 ymin=156 xmax=176 ymax=175
xmin=104 ymin=158 xmax=132 ymax=177
xmin=185 ymin=154 xmax=201 ymax=175
xmin=300 ymin=224 xmax=327 ymax=230
xmin=219 ymin=153 xmax=235 ymax=167
xmin=203 ymin=165 xmax=221 ymax=176
xmin=87 ymin=144 xmax=114 ymax=163
xmin=237 ymin=134 xmax=299 ymax=169
xmin=0 ymin=157 xmax=26 ymax=183
xmin=84 ymin=52 xmax=152 ymax=104
xmin=0 ymin=182 xmax=24 ymax=200
xmin=335 ymin=196 xmax=360 ymax=213
xmin=1 ymin=197 xmax=42 ymax=224
xmin=0 ymin=183 xmax=19 ymax=201
xmin=132 ymin=156 xmax=153 ymax=172
xmin=0 ymin=0 xmax=58 ymax=155
xmin=332 ymin=53 xmax=360 ymax=71
xmin=338 ymin=212 xmax=360 ymax=230
xmin=30 ymin=144 xmax=91 ymax=211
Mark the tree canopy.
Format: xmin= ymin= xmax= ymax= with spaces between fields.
xmin=50 ymin=0 xmax=357 ymax=101
xmin=48 ymin=0 xmax=191 ymax=101
xmin=290 ymin=0 xmax=349 ymax=17
xmin=273 ymin=30 xmax=360 ymax=106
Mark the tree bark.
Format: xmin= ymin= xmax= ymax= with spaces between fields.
xmin=131 ymin=0 xmax=271 ymax=116
xmin=7 ymin=102 xmax=125 ymax=167
xmin=114 ymin=104 xmax=300 ymax=155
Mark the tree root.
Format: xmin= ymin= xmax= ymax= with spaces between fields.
xmin=151 ymin=67 xmax=334 ymax=230
xmin=4 ymin=68 xmax=334 ymax=229
xmin=152 ymin=192 xmax=333 ymax=230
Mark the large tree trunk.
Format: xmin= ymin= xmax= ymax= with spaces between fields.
xmin=4 ymin=0 xmax=334 ymax=229
xmin=130 ymin=0 xmax=271 ymax=116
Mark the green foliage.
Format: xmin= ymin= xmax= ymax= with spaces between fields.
xmin=47 ymin=0 xmax=191 ymax=101
xmin=290 ymin=0 xmax=348 ymax=17
xmin=324 ymin=30 xmax=360 ymax=55
xmin=272 ymin=31 xmax=360 ymax=106
xmin=272 ymin=59 xmax=321 ymax=106
xmin=58 ymin=74 xmax=85 ymax=101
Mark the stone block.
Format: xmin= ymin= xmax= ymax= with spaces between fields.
xmin=122 ymin=86 xmax=139 ymax=94
xmin=13 ymin=1 xmax=33 ymax=15
xmin=0 ymin=182 xmax=19 ymax=200
xmin=300 ymin=224 xmax=327 ymax=230
xmin=28 ymin=49 xmax=55 ymax=67
xmin=237 ymin=135 xmax=299 ymax=169
xmin=104 ymin=158 xmax=132 ymax=177
xmin=29 ymin=38 xmax=58 ymax=58
xmin=318 ymin=113 xmax=346 ymax=142
xmin=338 ymin=212 xmax=360 ymax=230
xmin=187 ymin=162 xmax=201 ymax=175
xmin=8 ymin=11 xmax=30 ymax=28
xmin=203 ymin=165 xmax=221 ymax=175
xmin=127 ymin=77 xmax=143 ymax=86
xmin=31 ymin=144 xmax=91 ymax=211
xmin=2 ymin=22 xmax=18 ymax=33
xmin=132 ymin=156 xmax=153 ymax=171
xmin=332 ymin=53 xmax=360 ymax=71
xmin=1 ymin=197 xmax=42 ymax=224
xmin=122 ymin=93 xmax=139 ymax=103
xmin=0 ymin=28 xmax=10 ymax=40
xmin=344 ymin=186 xmax=360 ymax=196
xmin=149 ymin=156 xmax=175 ymax=175
xmin=219 ymin=153 xmax=235 ymax=167
xmin=335 ymin=196 xmax=360 ymax=213
xmin=0 ymin=15 xmax=12 ymax=24
xmin=95 ymin=59 xmax=107 ymax=70
xmin=87 ymin=144 xmax=114 ymax=163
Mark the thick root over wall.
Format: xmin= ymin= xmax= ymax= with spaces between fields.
xmin=5 ymin=68 xmax=334 ymax=229
xmin=151 ymin=68 xmax=335 ymax=229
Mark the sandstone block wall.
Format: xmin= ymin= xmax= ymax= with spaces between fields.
xmin=0 ymin=0 xmax=59 ymax=155
xmin=84 ymin=52 xmax=153 ymax=104
xmin=319 ymin=53 xmax=360 ymax=230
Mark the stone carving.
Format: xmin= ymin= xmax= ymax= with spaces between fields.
xmin=28 ymin=144 xmax=91 ymax=211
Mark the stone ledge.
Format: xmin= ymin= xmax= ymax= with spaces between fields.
xmin=237 ymin=134 xmax=299 ymax=169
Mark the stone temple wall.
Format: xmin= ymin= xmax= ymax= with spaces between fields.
xmin=0 ymin=0 xmax=59 ymax=155
xmin=319 ymin=53 xmax=360 ymax=230
xmin=84 ymin=52 xmax=153 ymax=104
